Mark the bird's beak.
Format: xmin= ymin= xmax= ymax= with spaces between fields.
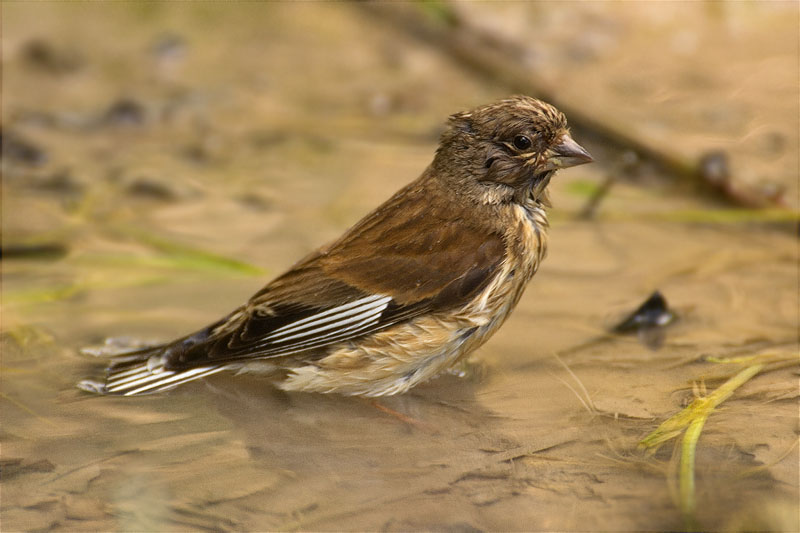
xmin=540 ymin=133 xmax=594 ymax=171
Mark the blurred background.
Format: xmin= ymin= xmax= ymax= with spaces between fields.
xmin=2 ymin=3 xmax=798 ymax=531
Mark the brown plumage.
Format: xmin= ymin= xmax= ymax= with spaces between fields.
xmin=78 ymin=95 xmax=593 ymax=397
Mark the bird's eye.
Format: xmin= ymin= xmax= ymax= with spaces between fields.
xmin=513 ymin=135 xmax=532 ymax=150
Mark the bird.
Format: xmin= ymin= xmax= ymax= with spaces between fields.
xmin=78 ymin=95 xmax=593 ymax=397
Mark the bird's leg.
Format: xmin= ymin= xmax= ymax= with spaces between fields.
xmin=369 ymin=399 xmax=437 ymax=433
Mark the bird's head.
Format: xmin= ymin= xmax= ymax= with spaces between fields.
xmin=435 ymin=95 xmax=593 ymax=204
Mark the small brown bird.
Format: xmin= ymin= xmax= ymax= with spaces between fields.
xmin=78 ymin=96 xmax=592 ymax=397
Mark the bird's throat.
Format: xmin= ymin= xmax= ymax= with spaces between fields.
xmin=515 ymin=170 xmax=554 ymax=205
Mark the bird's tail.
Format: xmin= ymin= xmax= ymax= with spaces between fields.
xmin=77 ymin=339 xmax=226 ymax=396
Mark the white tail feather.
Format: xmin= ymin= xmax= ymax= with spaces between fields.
xmin=122 ymin=366 xmax=225 ymax=396
xmin=80 ymin=355 xmax=226 ymax=396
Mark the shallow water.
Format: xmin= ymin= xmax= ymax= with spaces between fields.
xmin=3 ymin=3 xmax=798 ymax=531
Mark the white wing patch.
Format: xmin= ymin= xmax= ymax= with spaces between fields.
xmin=269 ymin=295 xmax=389 ymax=335
xmin=264 ymin=295 xmax=391 ymax=342
xmin=236 ymin=294 xmax=393 ymax=355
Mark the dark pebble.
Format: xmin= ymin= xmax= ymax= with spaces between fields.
xmin=698 ymin=150 xmax=730 ymax=185
xmin=1 ymin=130 xmax=47 ymax=166
xmin=104 ymin=99 xmax=146 ymax=126
xmin=35 ymin=169 xmax=84 ymax=194
xmin=236 ymin=193 xmax=272 ymax=211
xmin=21 ymin=39 xmax=83 ymax=74
xmin=125 ymin=177 xmax=177 ymax=201
xmin=612 ymin=291 xmax=675 ymax=333
xmin=1 ymin=243 xmax=69 ymax=261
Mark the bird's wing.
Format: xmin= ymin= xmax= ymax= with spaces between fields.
xmin=164 ymin=182 xmax=507 ymax=370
